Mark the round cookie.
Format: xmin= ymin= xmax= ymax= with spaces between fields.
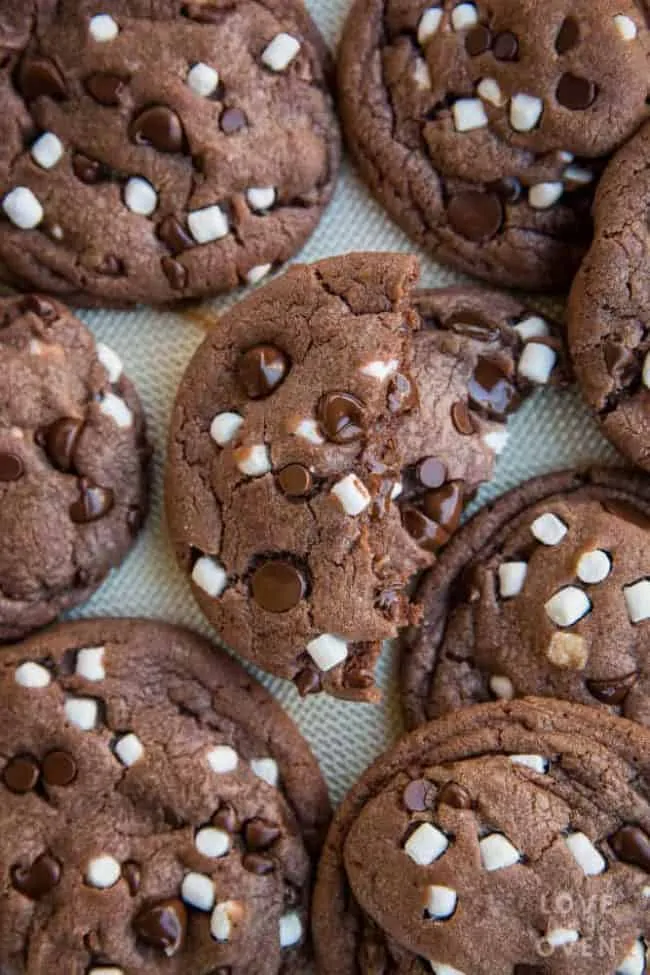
xmin=402 ymin=468 xmax=650 ymax=730
xmin=338 ymin=0 xmax=650 ymax=292
xmin=568 ymin=120 xmax=650 ymax=472
xmin=0 ymin=2 xmax=340 ymax=307
xmin=166 ymin=252 xmax=566 ymax=701
xmin=0 ymin=294 xmax=150 ymax=642
xmin=0 ymin=618 xmax=330 ymax=974
xmin=313 ymin=697 xmax=650 ymax=975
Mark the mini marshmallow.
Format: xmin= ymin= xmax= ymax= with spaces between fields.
xmin=307 ymin=634 xmax=348 ymax=671
xmin=490 ymin=675 xmax=514 ymax=700
xmin=483 ymin=430 xmax=509 ymax=455
xmin=510 ymin=755 xmax=549 ymax=774
xmin=262 ymin=33 xmax=301 ymax=71
xmin=547 ymin=632 xmax=588 ymax=670
xmin=192 ymin=556 xmax=228 ymax=598
xmin=452 ymin=98 xmax=488 ymax=133
xmin=332 ymin=474 xmax=371 ymax=517
xmin=210 ymin=412 xmax=244 ymax=447
xmin=529 ymin=182 xmax=564 ymax=210
xmin=89 ymin=14 xmax=119 ymax=41
xmin=617 ymin=939 xmax=646 ymax=975
xmin=86 ymin=855 xmax=121 ymax=889
xmin=643 ymin=352 xmax=650 ymax=389
xmin=565 ymin=832 xmax=606 ymax=877
xmin=624 ymin=580 xmax=650 ymax=623
xmin=279 ymin=911 xmax=303 ymax=948
xmin=404 ymin=823 xmax=449 ymax=866
xmin=545 ymin=587 xmax=591 ymax=628
xmin=195 ymin=827 xmax=230 ymax=859
xmin=498 ymin=562 xmax=528 ymax=598
xmin=211 ymin=901 xmax=241 ymax=942
xmin=576 ymin=549 xmax=611 ymax=585
xmin=96 ymin=343 xmax=123 ymax=384
xmin=187 ymin=62 xmax=220 ymax=97
xmin=291 ymin=418 xmax=325 ymax=445
xmin=15 ymin=662 xmax=51 ymax=688
xmin=31 ymin=132 xmax=64 ymax=170
xmin=477 ymin=78 xmax=505 ymax=107
xmin=391 ymin=481 xmax=403 ymax=500
xmin=643 ymin=886 xmax=650 ymax=898
xmin=614 ymin=14 xmax=638 ymax=41
xmin=247 ymin=187 xmax=276 ymax=212
xmin=479 ymin=833 xmax=521 ymax=872
xmin=76 ymin=646 xmax=106 ymax=682
xmin=182 ymin=872 xmax=215 ymax=912
xmin=246 ymin=264 xmax=273 ymax=285
xmin=558 ymin=150 xmax=574 ymax=163
xmin=124 ymin=177 xmax=158 ymax=217
xmin=65 ymin=696 xmax=98 ymax=730
xmin=114 ymin=733 xmax=144 ymax=767
xmin=251 ymin=758 xmax=279 ymax=787
xmin=545 ymin=928 xmax=579 ymax=948
xmin=188 ymin=205 xmax=229 ymax=244
xmin=531 ymin=513 xmax=567 ymax=546
xmin=451 ymin=3 xmax=478 ymax=30
xmin=207 ymin=745 xmax=239 ymax=774
xmin=514 ymin=316 xmax=550 ymax=341
xmin=418 ymin=7 xmax=443 ymax=44
xmin=89 ymin=969 xmax=124 ymax=975
xmin=563 ymin=164 xmax=594 ymax=186
xmin=234 ymin=444 xmax=271 ymax=477
xmin=517 ymin=343 xmax=557 ymax=384
xmin=360 ymin=358 xmax=400 ymax=381
xmin=413 ymin=58 xmax=432 ymax=90
xmin=510 ymin=93 xmax=543 ymax=132
xmin=425 ymin=885 xmax=457 ymax=920
xmin=100 ymin=392 xmax=133 ymax=429
xmin=430 ymin=964 xmax=467 ymax=975
xmin=2 ymin=187 xmax=44 ymax=229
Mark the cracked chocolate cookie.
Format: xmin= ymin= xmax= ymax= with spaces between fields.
xmin=165 ymin=252 xmax=566 ymax=701
xmin=0 ymin=1 xmax=340 ymax=307
xmin=338 ymin=0 xmax=650 ymax=292
xmin=568 ymin=120 xmax=650 ymax=472
xmin=313 ymin=697 xmax=650 ymax=975
xmin=0 ymin=618 xmax=330 ymax=974
xmin=0 ymin=294 xmax=150 ymax=642
xmin=402 ymin=468 xmax=650 ymax=731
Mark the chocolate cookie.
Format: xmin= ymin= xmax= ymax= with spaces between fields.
xmin=402 ymin=468 xmax=650 ymax=731
xmin=338 ymin=0 xmax=650 ymax=292
xmin=165 ymin=252 xmax=566 ymax=701
xmin=0 ymin=294 xmax=150 ymax=642
xmin=313 ymin=697 xmax=650 ymax=975
xmin=568 ymin=120 xmax=650 ymax=472
xmin=0 ymin=2 xmax=340 ymax=307
xmin=0 ymin=618 xmax=330 ymax=973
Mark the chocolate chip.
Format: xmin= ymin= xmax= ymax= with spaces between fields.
xmin=403 ymin=778 xmax=435 ymax=812
xmin=95 ymin=255 xmax=124 ymax=277
xmin=447 ymin=191 xmax=503 ymax=242
xmin=69 ymin=480 xmax=114 ymax=524
xmin=19 ymin=56 xmax=67 ymax=101
xmin=244 ymin=818 xmax=281 ymax=851
xmin=610 ymin=825 xmax=650 ymax=873
xmin=387 ymin=372 xmax=418 ymax=414
xmin=238 ymin=344 xmax=289 ymax=399
xmin=488 ymin=176 xmax=523 ymax=204
xmin=586 ymin=672 xmax=637 ymax=706
xmin=417 ymin=457 xmax=446 ymax=490
xmin=344 ymin=666 xmax=375 ymax=690
xmin=213 ymin=803 xmax=238 ymax=833
xmin=451 ymin=400 xmax=477 ymax=435
xmin=0 ymin=452 xmax=24 ymax=482
xmin=220 ymin=107 xmax=247 ymax=134
xmin=514 ymin=967 xmax=548 ymax=975
xmin=447 ymin=310 xmax=501 ymax=342
xmin=130 ymin=106 xmax=186 ymax=154
xmin=243 ymin=853 xmax=275 ymax=875
xmin=555 ymin=16 xmax=580 ymax=54
xmin=465 ymin=24 xmax=492 ymax=56
xmin=3 ymin=756 xmax=40 ymax=794
xmin=423 ymin=481 xmax=464 ymax=536
xmin=492 ymin=31 xmax=519 ymax=60
xmin=294 ymin=666 xmax=322 ymax=696
xmin=42 ymin=750 xmax=77 ymax=787
xmin=161 ymin=256 xmax=188 ymax=290
xmin=318 ymin=392 xmax=366 ymax=444
xmin=401 ymin=506 xmax=449 ymax=552
xmin=604 ymin=343 xmax=638 ymax=385
xmin=133 ymin=899 xmax=187 ymax=956
xmin=72 ymin=154 xmax=107 ymax=185
xmin=557 ymin=73 xmax=597 ymax=110
xmin=277 ymin=464 xmax=313 ymax=498
xmin=251 ymin=560 xmax=306 ymax=613
xmin=12 ymin=853 xmax=61 ymax=899
xmin=438 ymin=781 xmax=473 ymax=809
xmin=84 ymin=73 xmax=127 ymax=106
xmin=43 ymin=417 xmax=83 ymax=472
xmin=22 ymin=295 xmax=57 ymax=320
xmin=122 ymin=861 xmax=141 ymax=895
xmin=468 ymin=357 xmax=519 ymax=419
xmin=158 ymin=216 xmax=194 ymax=255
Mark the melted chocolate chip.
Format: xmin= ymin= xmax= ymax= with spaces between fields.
xmin=95 ymin=255 xmax=124 ymax=277
xmin=403 ymin=778 xmax=435 ymax=812
xmin=0 ymin=452 xmax=23 ymax=482
xmin=451 ymin=400 xmax=477 ymax=436
xmin=72 ymin=154 xmax=108 ymax=185
xmin=42 ymin=750 xmax=77 ymax=787
xmin=19 ymin=56 xmax=67 ymax=101
xmin=488 ymin=176 xmax=523 ymax=204
xmin=514 ymin=967 xmax=548 ymax=975
xmin=244 ymin=819 xmax=281 ymax=851
xmin=555 ymin=16 xmax=580 ymax=54
xmin=12 ymin=853 xmax=61 ymax=899
xmin=465 ymin=24 xmax=492 ymax=56
xmin=22 ymin=295 xmax=57 ymax=320
xmin=69 ymin=480 xmax=114 ymax=524
xmin=468 ymin=357 xmax=519 ymax=419
xmin=343 ymin=665 xmax=375 ymax=691
xmin=133 ymin=899 xmax=187 ymax=955
xmin=123 ymin=861 xmax=141 ymax=895
xmin=161 ymin=256 xmax=188 ymax=290
xmin=447 ymin=310 xmax=500 ymax=342
xmin=43 ymin=417 xmax=83 ymax=472
xmin=492 ymin=31 xmax=519 ymax=60
xmin=557 ymin=73 xmax=597 ymax=110
xmin=318 ymin=392 xmax=366 ymax=444
xmin=220 ymin=107 xmax=247 ymax=134
xmin=3 ymin=756 xmax=40 ymax=793
xmin=586 ymin=672 xmax=638 ymax=706
xmin=243 ymin=853 xmax=275 ymax=875
xmin=251 ymin=560 xmax=306 ymax=613
xmin=277 ymin=464 xmax=312 ymax=498
xmin=603 ymin=501 xmax=650 ymax=531
xmin=387 ymin=373 xmax=418 ymax=414
xmin=604 ymin=343 xmax=638 ymax=385
xmin=447 ymin=191 xmax=503 ymax=242
xmin=213 ymin=804 xmax=238 ymax=833
xmin=84 ymin=73 xmax=127 ymax=106
xmin=158 ymin=216 xmax=194 ymax=255
xmin=438 ymin=781 xmax=472 ymax=809
xmin=423 ymin=481 xmax=464 ymax=535
xmin=610 ymin=825 xmax=650 ymax=873
xmin=401 ymin=506 xmax=449 ymax=552
xmin=238 ymin=344 xmax=289 ymax=399
xmin=130 ymin=106 xmax=185 ymax=154
xmin=294 ymin=666 xmax=322 ymax=696
xmin=417 ymin=457 xmax=446 ymax=489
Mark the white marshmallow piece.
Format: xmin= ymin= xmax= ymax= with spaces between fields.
xmin=643 ymin=351 xmax=650 ymax=389
xmin=563 ymin=164 xmax=594 ymax=186
xmin=89 ymin=14 xmax=119 ymax=42
xmin=210 ymin=412 xmax=244 ymax=447
xmin=477 ymin=78 xmax=505 ymax=107
xmin=332 ymin=474 xmax=371 ymax=517
xmin=182 ymin=872 xmax=215 ymax=912
xmin=31 ymin=132 xmax=64 ymax=170
xmin=576 ymin=549 xmax=611 ymax=585
xmin=617 ymin=939 xmax=646 ymax=975
xmin=479 ymin=833 xmax=521 ymax=872
xmin=624 ymin=580 xmax=650 ymax=623
xmin=15 ymin=661 xmax=51 ymax=688
xmin=65 ymin=696 xmax=98 ymax=730
xmin=614 ymin=14 xmax=638 ymax=41
xmin=195 ymin=827 xmax=230 ymax=859
xmin=452 ymin=98 xmax=488 ymax=133
xmin=114 ymin=733 xmax=144 ymax=768
xmin=207 ymin=745 xmax=238 ymax=774
xmin=89 ymin=969 xmax=124 ymax=975
xmin=246 ymin=264 xmax=273 ymax=285
xmin=483 ymin=430 xmax=509 ymax=455
xmin=279 ymin=911 xmax=303 ymax=948
xmin=251 ymin=758 xmax=279 ymax=787
xmin=425 ymin=885 xmax=457 ymax=920
xmin=418 ymin=7 xmax=443 ymax=44
xmin=490 ymin=675 xmax=514 ymax=700
xmin=514 ymin=316 xmax=550 ymax=341
xmin=188 ymin=205 xmax=229 ymax=244
xmin=404 ymin=823 xmax=449 ymax=866
xmin=643 ymin=886 xmax=650 ymax=898
xmin=518 ymin=343 xmax=557 ymax=384
xmin=498 ymin=561 xmax=528 ymax=598
xmin=451 ymin=3 xmax=478 ymax=30
xmin=510 ymin=93 xmax=543 ymax=132
xmin=545 ymin=587 xmax=591 ymax=628
xmin=558 ymin=150 xmax=574 ymax=163
xmin=291 ymin=418 xmax=325 ymax=445
xmin=124 ymin=177 xmax=157 ymax=217
xmin=565 ymin=832 xmax=606 ymax=877
xmin=413 ymin=58 xmax=432 ymax=91
xmin=391 ymin=481 xmax=403 ymax=500
xmin=192 ymin=556 xmax=228 ymax=598
xmin=187 ymin=62 xmax=220 ymax=97
xmin=529 ymin=182 xmax=564 ymax=210
xmin=262 ymin=33 xmax=301 ymax=71
xmin=234 ymin=444 xmax=272 ymax=477
xmin=307 ymin=633 xmax=348 ymax=672
xmin=210 ymin=901 xmax=240 ymax=942
xmin=360 ymin=358 xmax=399 ymax=381
xmin=430 ymin=964 xmax=467 ymax=975
xmin=86 ymin=855 xmax=121 ymax=889
xmin=531 ymin=512 xmax=567 ymax=546
xmin=247 ymin=187 xmax=276 ymax=212
xmin=510 ymin=755 xmax=548 ymax=774
xmin=2 ymin=187 xmax=44 ymax=229
xmin=96 ymin=343 xmax=123 ymax=384
xmin=100 ymin=392 xmax=133 ymax=429
xmin=76 ymin=646 xmax=106 ymax=682
xmin=546 ymin=928 xmax=579 ymax=948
